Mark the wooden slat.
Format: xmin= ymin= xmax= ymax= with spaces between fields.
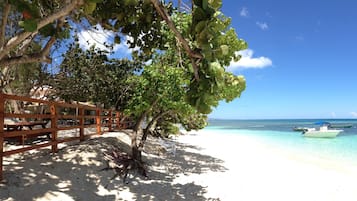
xmin=57 ymin=126 xmax=81 ymax=131
xmin=4 ymin=113 xmax=52 ymax=119
xmin=57 ymin=114 xmax=78 ymax=119
xmin=83 ymin=115 xmax=96 ymax=119
xmin=3 ymin=94 xmax=50 ymax=104
xmin=4 ymin=128 xmax=54 ymax=138
xmin=3 ymin=142 xmax=53 ymax=156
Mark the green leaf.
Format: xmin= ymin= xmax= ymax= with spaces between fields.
xmin=193 ymin=0 xmax=202 ymax=6
xmin=83 ymin=2 xmax=97 ymax=14
xmin=202 ymin=0 xmax=208 ymax=10
xmin=18 ymin=20 xmax=25 ymax=27
xmin=208 ymin=0 xmax=222 ymax=9
xmin=23 ymin=19 xmax=37 ymax=32
xmin=195 ymin=20 xmax=207 ymax=33
xmin=220 ymin=45 xmax=229 ymax=55
xmin=39 ymin=24 xmax=56 ymax=37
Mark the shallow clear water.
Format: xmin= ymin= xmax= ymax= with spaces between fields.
xmin=206 ymin=119 xmax=357 ymax=164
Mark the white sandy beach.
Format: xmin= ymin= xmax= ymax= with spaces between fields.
xmin=1 ymin=129 xmax=357 ymax=201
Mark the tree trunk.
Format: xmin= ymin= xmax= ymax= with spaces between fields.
xmin=131 ymin=98 xmax=160 ymax=162
xmin=3 ymin=87 xmax=21 ymax=114
xmin=131 ymin=112 xmax=146 ymax=161
xmin=138 ymin=110 xmax=171 ymax=150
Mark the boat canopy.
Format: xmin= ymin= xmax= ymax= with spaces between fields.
xmin=314 ymin=121 xmax=331 ymax=126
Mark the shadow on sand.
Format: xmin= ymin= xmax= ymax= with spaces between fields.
xmin=0 ymin=133 xmax=226 ymax=201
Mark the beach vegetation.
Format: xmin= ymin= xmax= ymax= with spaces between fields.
xmin=52 ymin=42 xmax=140 ymax=109
xmin=1 ymin=0 xmax=247 ymax=180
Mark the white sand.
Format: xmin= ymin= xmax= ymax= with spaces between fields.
xmin=1 ymin=129 xmax=357 ymax=201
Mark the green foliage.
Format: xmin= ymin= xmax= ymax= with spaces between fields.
xmin=179 ymin=113 xmax=208 ymax=131
xmin=156 ymin=121 xmax=180 ymax=138
xmin=184 ymin=1 xmax=247 ymax=113
xmin=54 ymin=43 xmax=140 ymax=109
xmin=20 ymin=19 xmax=37 ymax=32
xmin=7 ymin=63 xmax=49 ymax=96
xmin=92 ymin=0 xmax=170 ymax=58
xmin=154 ymin=8 xmax=247 ymax=114
xmin=3 ymin=0 xmax=247 ymax=132
xmin=83 ymin=2 xmax=97 ymax=15
xmin=38 ymin=24 xmax=56 ymax=37
xmin=9 ymin=0 xmax=40 ymax=18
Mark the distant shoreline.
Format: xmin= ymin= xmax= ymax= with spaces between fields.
xmin=209 ymin=118 xmax=357 ymax=121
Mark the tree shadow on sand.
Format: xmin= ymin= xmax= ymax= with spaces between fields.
xmin=0 ymin=133 xmax=226 ymax=201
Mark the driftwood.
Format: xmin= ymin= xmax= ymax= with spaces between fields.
xmin=101 ymin=148 xmax=148 ymax=184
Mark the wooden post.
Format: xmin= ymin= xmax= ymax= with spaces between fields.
xmin=50 ymin=104 xmax=58 ymax=153
xmin=96 ymin=109 xmax=101 ymax=135
xmin=79 ymin=107 xmax=84 ymax=141
xmin=0 ymin=94 xmax=5 ymax=181
xmin=108 ymin=110 xmax=112 ymax=132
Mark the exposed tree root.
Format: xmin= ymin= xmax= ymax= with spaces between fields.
xmin=101 ymin=148 xmax=148 ymax=184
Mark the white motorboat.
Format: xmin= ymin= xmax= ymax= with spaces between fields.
xmin=303 ymin=125 xmax=343 ymax=138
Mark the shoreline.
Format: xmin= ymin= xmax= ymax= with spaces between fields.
xmin=1 ymin=129 xmax=357 ymax=200
xmin=178 ymin=129 xmax=357 ymax=201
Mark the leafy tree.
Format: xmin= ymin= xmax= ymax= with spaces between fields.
xmin=122 ymin=7 xmax=247 ymax=161
xmin=1 ymin=0 xmax=248 ymax=172
xmin=0 ymin=1 xmax=246 ymax=112
xmin=124 ymin=60 xmax=190 ymax=160
xmin=54 ymin=43 xmax=140 ymax=109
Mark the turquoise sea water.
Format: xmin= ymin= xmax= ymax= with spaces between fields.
xmin=206 ymin=119 xmax=357 ymax=165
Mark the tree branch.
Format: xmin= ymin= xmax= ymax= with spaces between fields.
xmin=0 ymin=0 xmax=84 ymax=61
xmin=42 ymin=17 xmax=66 ymax=56
xmin=86 ymin=15 xmax=116 ymax=32
xmin=1 ymin=16 xmax=65 ymax=67
xmin=150 ymin=0 xmax=202 ymax=80
xmin=0 ymin=53 xmax=52 ymax=66
xmin=138 ymin=110 xmax=171 ymax=149
xmin=0 ymin=1 xmax=11 ymax=49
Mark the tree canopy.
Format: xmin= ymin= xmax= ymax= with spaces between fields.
xmin=1 ymin=0 xmax=249 ymax=169
xmin=53 ymin=42 xmax=140 ymax=109
xmin=0 ymin=0 xmax=247 ymax=113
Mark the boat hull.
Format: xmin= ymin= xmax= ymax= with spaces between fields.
xmin=303 ymin=130 xmax=343 ymax=138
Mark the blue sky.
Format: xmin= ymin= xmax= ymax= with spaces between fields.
xmin=75 ymin=1 xmax=357 ymax=120
xmin=209 ymin=0 xmax=357 ymax=119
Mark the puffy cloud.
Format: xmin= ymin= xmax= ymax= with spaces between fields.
xmin=227 ymin=49 xmax=272 ymax=71
xmin=240 ymin=7 xmax=249 ymax=17
xmin=256 ymin=22 xmax=268 ymax=30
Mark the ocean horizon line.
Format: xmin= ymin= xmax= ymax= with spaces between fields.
xmin=208 ymin=118 xmax=357 ymax=121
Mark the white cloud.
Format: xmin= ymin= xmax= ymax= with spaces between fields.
xmin=256 ymin=22 xmax=268 ymax=30
xmin=227 ymin=49 xmax=272 ymax=71
xmin=350 ymin=112 xmax=357 ymax=117
xmin=77 ymin=25 xmax=131 ymax=55
xmin=240 ymin=7 xmax=249 ymax=17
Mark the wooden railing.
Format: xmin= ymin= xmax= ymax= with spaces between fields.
xmin=0 ymin=93 xmax=124 ymax=180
